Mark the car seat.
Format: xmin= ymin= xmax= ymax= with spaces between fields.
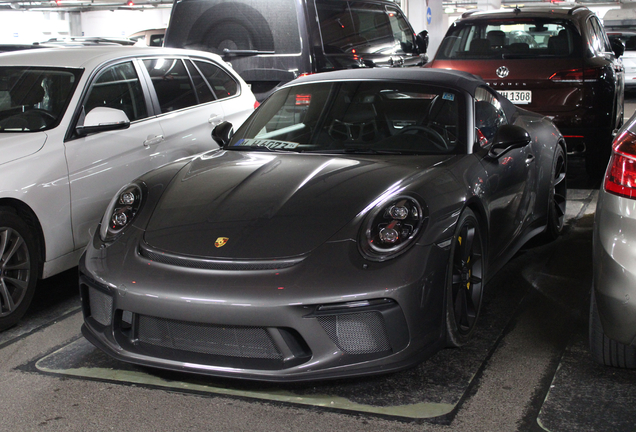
xmin=469 ymin=38 xmax=491 ymax=55
xmin=486 ymin=30 xmax=506 ymax=49
xmin=548 ymin=30 xmax=569 ymax=55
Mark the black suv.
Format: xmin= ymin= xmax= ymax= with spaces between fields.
xmin=427 ymin=6 xmax=625 ymax=175
xmin=164 ymin=0 xmax=429 ymax=101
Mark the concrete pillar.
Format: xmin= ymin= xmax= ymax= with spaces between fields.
xmin=406 ymin=0 xmax=447 ymax=60
xmin=69 ymin=12 xmax=82 ymax=36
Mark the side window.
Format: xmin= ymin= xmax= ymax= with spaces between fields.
xmin=184 ymin=60 xmax=216 ymax=104
xmin=475 ymin=87 xmax=506 ymax=146
xmin=84 ymin=62 xmax=148 ymax=122
xmin=149 ymin=34 xmax=164 ymax=47
xmin=143 ymin=58 xmax=197 ymax=113
xmin=589 ymin=18 xmax=611 ymax=54
xmin=387 ymin=7 xmax=416 ymax=52
xmin=593 ymin=18 xmax=612 ymax=53
xmin=193 ymin=60 xmax=239 ymax=100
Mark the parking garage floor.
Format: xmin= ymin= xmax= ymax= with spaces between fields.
xmin=1 ymin=154 xmax=635 ymax=432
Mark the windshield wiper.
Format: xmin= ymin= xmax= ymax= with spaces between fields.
xmin=301 ymin=148 xmax=407 ymax=155
xmin=344 ymin=148 xmax=405 ymax=155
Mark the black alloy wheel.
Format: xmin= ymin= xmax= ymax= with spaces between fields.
xmin=546 ymin=144 xmax=567 ymax=240
xmin=0 ymin=208 xmax=39 ymax=331
xmin=446 ymin=208 xmax=485 ymax=347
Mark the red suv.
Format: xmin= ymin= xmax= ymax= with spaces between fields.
xmin=427 ymin=6 xmax=625 ymax=175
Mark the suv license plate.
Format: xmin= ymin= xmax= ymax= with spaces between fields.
xmin=498 ymin=90 xmax=532 ymax=105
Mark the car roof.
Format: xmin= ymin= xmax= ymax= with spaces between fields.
xmin=0 ymin=46 xmax=225 ymax=70
xmin=457 ymin=5 xmax=592 ymax=22
xmin=286 ymin=68 xmax=486 ymax=97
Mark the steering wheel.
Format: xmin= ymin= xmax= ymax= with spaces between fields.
xmin=397 ymin=125 xmax=448 ymax=150
xmin=428 ymin=121 xmax=458 ymax=143
xmin=27 ymin=109 xmax=56 ymax=120
xmin=22 ymin=109 xmax=56 ymax=130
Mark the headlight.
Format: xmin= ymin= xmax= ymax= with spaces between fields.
xmin=359 ymin=196 xmax=425 ymax=261
xmin=99 ymin=183 xmax=144 ymax=242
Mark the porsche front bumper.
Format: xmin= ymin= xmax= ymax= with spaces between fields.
xmin=80 ymin=226 xmax=450 ymax=382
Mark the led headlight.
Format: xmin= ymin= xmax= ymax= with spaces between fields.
xmin=99 ymin=183 xmax=144 ymax=242
xmin=359 ymin=196 xmax=425 ymax=261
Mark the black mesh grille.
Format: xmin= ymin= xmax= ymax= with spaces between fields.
xmin=140 ymin=246 xmax=304 ymax=271
xmin=137 ymin=315 xmax=283 ymax=360
xmin=88 ymin=286 xmax=113 ymax=326
xmin=318 ymin=312 xmax=391 ymax=354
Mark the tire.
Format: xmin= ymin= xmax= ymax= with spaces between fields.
xmin=545 ymin=144 xmax=567 ymax=241
xmin=589 ymin=289 xmax=636 ymax=368
xmin=445 ymin=208 xmax=485 ymax=347
xmin=0 ymin=208 xmax=39 ymax=331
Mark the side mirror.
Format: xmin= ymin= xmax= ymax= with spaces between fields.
xmin=416 ymin=30 xmax=429 ymax=54
xmin=612 ymin=38 xmax=625 ymax=58
xmin=488 ymin=124 xmax=531 ymax=158
xmin=76 ymin=107 xmax=130 ymax=137
xmin=212 ymin=121 xmax=234 ymax=148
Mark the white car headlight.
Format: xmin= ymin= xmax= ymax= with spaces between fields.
xmin=358 ymin=195 xmax=425 ymax=261
xmin=99 ymin=183 xmax=144 ymax=242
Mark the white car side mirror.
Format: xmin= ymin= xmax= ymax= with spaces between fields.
xmin=76 ymin=107 xmax=131 ymax=137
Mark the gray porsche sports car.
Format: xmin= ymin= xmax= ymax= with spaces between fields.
xmin=80 ymin=68 xmax=567 ymax=381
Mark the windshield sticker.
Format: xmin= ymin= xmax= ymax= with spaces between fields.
xmin=234 ymin=138 xmax=299 ymax=150
xmin=442 ymin=92 xmax=455 ymax=101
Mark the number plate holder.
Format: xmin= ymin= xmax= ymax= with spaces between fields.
xmin=498 ymin=90 xmax=532 ymax=105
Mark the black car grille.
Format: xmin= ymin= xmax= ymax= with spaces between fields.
xmin=140 ymin=244 xmax=305 ymax=271
xmin=137 ymin=315 xmax=284 ymax=360
xmin=317 ymin=312 xmax=391 ymax=355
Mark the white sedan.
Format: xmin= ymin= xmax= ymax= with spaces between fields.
xmin=0 ymin=46 xmax=257 ymax=329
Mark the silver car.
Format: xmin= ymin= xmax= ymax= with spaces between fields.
xmin=590 ymin=111 xmax=636 ymax=368
xmin=0 ymin=46 xmax=256 ymax=330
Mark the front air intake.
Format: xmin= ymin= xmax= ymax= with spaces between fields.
xmin=137 ymin=315 xmax=284 ymax=360
xmin=88 ymin=286 xmax=113 ymax=326
xmin=317 ymin=312 xmax=391 ymax=354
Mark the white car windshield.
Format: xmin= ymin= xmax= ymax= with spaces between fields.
xmin=0 ymin=67 xmax=81 ymax=132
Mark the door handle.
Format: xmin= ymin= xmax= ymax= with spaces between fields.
xmin=525 ymin=154 xmax=535 ymax=164
xmin=143 ymin=134 xmax=164 ymax=147
xmin=208 ymin=114 xmax=222 ymax=125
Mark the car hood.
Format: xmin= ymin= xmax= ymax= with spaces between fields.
xmin=143 ymin=150 xmax=451 ymax=259
xmin=0 ymin=132 xmax=47 ymax=165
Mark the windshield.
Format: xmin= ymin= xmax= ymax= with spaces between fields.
xmin=0 ymin=67 xmax=81 ymax=132
xmin=437 ymin=18 xmax=582 ymax=60
xmin=230 ymin=81 xmax=466 ymax=155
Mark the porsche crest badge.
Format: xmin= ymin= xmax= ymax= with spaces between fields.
xmin=215 ymin=237 xmax=229 ymax=248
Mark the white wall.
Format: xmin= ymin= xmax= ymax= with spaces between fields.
xmin=81 ymin=9 xmax=171 ymax=38
xmin=0 ymin=10 xmax=73 ymax=43
xmin=0 ymin=8 xmax=170 ymax=43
